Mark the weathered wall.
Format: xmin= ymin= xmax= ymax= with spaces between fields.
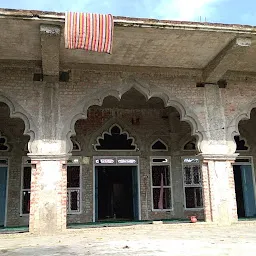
xmin=0 ymin=66 xmax=256 ymax=227
xmin=68 ymin=105 xmax=201 ymax=223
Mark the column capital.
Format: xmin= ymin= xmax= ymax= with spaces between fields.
xmin=198 ymin=153 xmax=239 ymax=162
xmin=28 ymin=153 xmax=71 ymax=162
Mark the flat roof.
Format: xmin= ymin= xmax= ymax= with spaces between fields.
xmin=0 ymin=8 xmax=256 ymax=34
xmin=0 ymin=8 xmax=256 ymax=82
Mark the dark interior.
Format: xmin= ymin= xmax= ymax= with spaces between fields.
xmin=233 ymin=165 xmax=245 ymax=218
xmin=96 ymin=125 xmax=135 ymax=150
xmin=97 ymin=166 xmax=134 ymax=221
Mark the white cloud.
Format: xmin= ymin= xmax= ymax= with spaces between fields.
xmin=154 ymin=0 xmax=222 ymax=21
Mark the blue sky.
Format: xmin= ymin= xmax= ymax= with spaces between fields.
xmin=1 ymin=0 xmax=256 ymax=25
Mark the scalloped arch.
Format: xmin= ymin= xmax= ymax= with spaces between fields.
xmin=227 ymin=100 xmax=256 ymax=142
xmin=94 ymin=123 xmax=138 ymax=151
xmin=63 ymin=83 xmax=204 ymax=145
xmin=0 ymin=93 xmax=35 ymax=148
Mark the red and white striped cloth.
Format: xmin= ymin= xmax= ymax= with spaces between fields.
xmin=65 ymin=12 xmax=114 ymax=54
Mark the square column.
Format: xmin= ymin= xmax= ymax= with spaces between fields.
xmin=29 ymin=158 xmax=67 ymax=234
xmin=201 ymin=155 xmax=238 ymax=224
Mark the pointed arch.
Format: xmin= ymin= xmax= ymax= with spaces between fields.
xmin=94 ymin=123 xmax=138 ymax=151
xmin=151 ymin=139 xmax=168 ymax=151
xmin=227 ymin=99 xmax=256 ymax=153
xmin=228 ymin=99 xmax=256 ymax=140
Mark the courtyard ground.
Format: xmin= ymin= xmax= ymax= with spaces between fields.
xmin=0 ymin=221 xmax=256 ymax=256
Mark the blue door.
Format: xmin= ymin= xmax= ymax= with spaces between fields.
xmin=241 ymin=165 xmax=256 ymax=217
xmin=132 ymin=167 xmax=139 ymax=220
xmin=0 ymin=166 xmax=7 ymax=226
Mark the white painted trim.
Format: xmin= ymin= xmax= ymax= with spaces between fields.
xmin=93 ymin=160 xmax=95 ymax=222
xmin=150 ymin=156 xmax=173 ymax=211
xmin=233 ymin=156 xmax=253 ymax=165
xmin=137 ymin=157 xmax=141 ymax=220
xmin=1 ymin=157 xmax=9 ymax=227
xmin=67 ymin=162 xmax=82 ymax=215
xmin=181 ymin=156 xmax=203 ymax=210
xmin=93 ymin=156 xmax=141 ymax=222
xmin=233 ymin=155 xmax=256 ymax=213
xmin=67 ymin=156 xmax=83 ymax=164
xmin=20 ymin=156 xmax=31 ymax=217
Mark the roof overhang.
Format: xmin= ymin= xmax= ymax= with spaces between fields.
xmin=1 ymin=8 xmax=256 ymax=84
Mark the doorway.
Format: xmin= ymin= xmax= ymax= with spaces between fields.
xmin=0 ymin=165 xmax=8 ymax=226
xmin=233 ymin=161 xmax=256 ymax=218
xmin=95 ymin=166 xmax=139 ymax=221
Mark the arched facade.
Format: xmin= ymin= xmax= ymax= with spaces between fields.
xmin=63 ymin=82 xmax=205 ymax=153
xmin=2 ymin=12 xmax=256 ymax=233
xmin=63 ymin=86 xmax=207 ymax=223
xmin=0 ymin=97 xmax=34 ymax=227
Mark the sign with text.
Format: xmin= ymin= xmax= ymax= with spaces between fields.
xmin=94 ymin=156 xmax=138 ymax=166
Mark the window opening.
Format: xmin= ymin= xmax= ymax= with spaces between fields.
xmin=151 ymin=157 xmax=172 ymax=211
xmin=67 ymin=165 xmax=81 ymax=213
xmin=21 ymin=159 xmax=81 ymax=215
xmin=183 ymin=138 xmax=196 ymax=151
xmin=183 ymin=158 xmax=203 ymax=209
xmin=151 ymin=139 xmax=168 ymax=151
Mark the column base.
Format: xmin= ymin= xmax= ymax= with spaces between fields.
xmin=28 ymin=157 xmax=68 ymax=235
xmin=200 ymin=154 xmax=238 ymax=224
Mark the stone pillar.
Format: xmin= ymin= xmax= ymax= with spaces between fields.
xmin=26 ymin=24 xmax=70 ymax=234
xmin=199 ymin=84 xmax=236 ymax=155
xmin=29 ymin=156 xmax=67 ymax=234
xmin=198 ymin=84 xmax=238 ymax=223
xmin=27 ymin=79 xmax=71 ymax=234
xmin=201 ymin=155 xmax=238 ymax=224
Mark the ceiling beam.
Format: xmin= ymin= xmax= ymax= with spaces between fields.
xmin=40 ymin=24 xmax=60 ymax=81
xmin=202 ymin=37 xmax=251 ymax=83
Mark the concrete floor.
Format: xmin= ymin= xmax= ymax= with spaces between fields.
xmin=0 ymin=222 xmax=256 ymax=256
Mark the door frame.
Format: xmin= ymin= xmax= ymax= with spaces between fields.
xmin=232 ymin=156 xmax=256 ymax=217
xmin=0 ymin=158 xmax=9 ymax=227
xmin=93 ymin=156 xmax=141 ymax=222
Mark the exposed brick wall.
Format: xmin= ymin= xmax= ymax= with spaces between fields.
xmin=0 ymin=66 xmax=256 ymax=228
xmin=69 ymin=106 xmax=200 ymax=222
xmin=29 ymin=160 xmax=67 ymax=234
